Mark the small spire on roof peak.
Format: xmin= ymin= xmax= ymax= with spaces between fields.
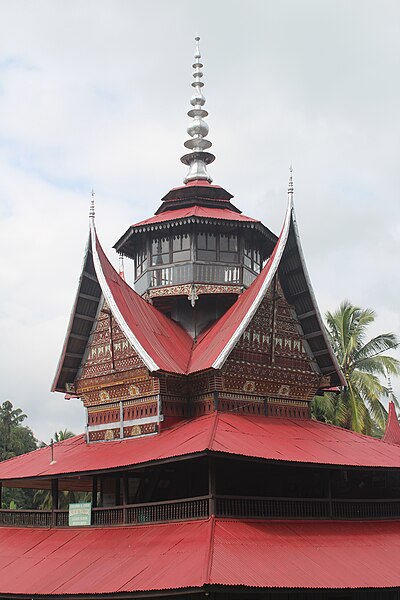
xmin=181 ymin=36 xmax=215 ymax=184
xmin=288 ymin=165 xmax=294 ymax=198
xmin=89 ymin=188 xmax=95 ymax=221
xmin=118 ymin=254 xmax=125 ymax=281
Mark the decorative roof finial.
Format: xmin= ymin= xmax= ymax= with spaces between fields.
xmin=89 ymin=188 xmax=95 ymax=220
xmin=288 ymin=165 xmax=294 ymax=199
xmin=181 ymin=36 xmax=215 ymax=184
xmin=118 ymin=254 xmax=125 ymax=281
xmin=388 ymin=374 xmax=394 ymax=399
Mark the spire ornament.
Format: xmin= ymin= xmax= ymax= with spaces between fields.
xmin=89 ymin=188 xmax=95 ymax=221
xmin=181 ymin=36 xmax=215 ymax=184
xmin=288 ymin=165 xmax=294 ymax=199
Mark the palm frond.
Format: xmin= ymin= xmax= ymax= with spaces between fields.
xmin=354 ymin=333 xmax=400 ymax=364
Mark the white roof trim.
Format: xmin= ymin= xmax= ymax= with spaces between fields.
xmin=212 ymin=196 xmax=293 ymax=370
xmin=90 ymin=221 xmax=160 ymax=373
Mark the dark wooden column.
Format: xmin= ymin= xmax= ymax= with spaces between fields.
xmin=92 ymin=476 xmax=98 ymax=508
xmin=51 ymin=479 xmax=59 ymax=527
xmin=327 ymin=470 xmax=333 ymax=518
xmin=208 ymin=456 xmax=216 ymax=517
xmin=122 ymin=476 xmax=128 ymax=523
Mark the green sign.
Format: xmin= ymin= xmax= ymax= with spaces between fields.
xmin=68 ymin=502 xmax=92 ymax=526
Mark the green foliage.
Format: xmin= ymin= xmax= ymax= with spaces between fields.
xmin=311 ymin=301 xmax=400 ymax=434
xmin=0 ymin=400 xmax=36 ymax=461
xmin=53 ymin=429 xmax=75 ymax=442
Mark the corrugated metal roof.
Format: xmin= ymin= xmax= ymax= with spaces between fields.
xmin=2 ymin=413 xmax=400 ymax=483
xmin=131 ymin=204 xmax=258 ymax=227
xmin=1 ymin=519 xmax=400 ymax=594
xmin=0 ymin=521 xmax=209 ymax=595
xmin=211 ymin=519 xmax=400 ymax=589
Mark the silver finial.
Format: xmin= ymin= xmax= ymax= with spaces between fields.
xmin=288 ymin=165 xmax=294 ymax=197
xmin=387 ymin=374 xmax=394 ymax=399
xmin=89 ymin=189 xmax=95 ymax=220
xmin=181 ymin=36 xmax=215 ymax=183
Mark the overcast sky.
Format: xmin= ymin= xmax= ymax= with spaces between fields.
xmin=0 ymin=0 xmax=399 ymax=442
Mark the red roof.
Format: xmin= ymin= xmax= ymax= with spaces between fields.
xmin=54 ymin=195 xmax=344 ymax=388
xmin=93 ymin=228 xmax=193 ymax=373
xmin=132 ymin=205 xmax=258 ymax=228
xmin=383 ymin=401 xmax=400 ymax=445
xmin=1 ymin=519 xmax=400 ymax=594
xmin=3 ymin=413 xmax=400 ymax=483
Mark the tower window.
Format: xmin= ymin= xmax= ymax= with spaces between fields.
xmin=197 ymin=233 xmax=217 ymax=261
xmin=172 ymin=234 xmax=191 ymax=262
xmin=244 ymin=244 xmax=261 ymax=273
xmin=135 ymin=248 xmax=148 ymax=278
xmin=220 ymin=234 xmax=238 ymax=263
xmin=152 ymin=237 xmax=169 ymax=266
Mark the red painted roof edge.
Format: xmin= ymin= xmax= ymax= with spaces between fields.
xmin=93 ymin=223 xmax=194 ymax=374
xmin=383 ymin=401 xmax=400 ymax=445
xmin=51 ymin=232 xmax=94 ymax=392
xmin=90 ymin=222 xmax=161 ymax=371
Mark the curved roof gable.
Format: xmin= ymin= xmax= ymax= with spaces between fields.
xmin=53 ymin=198 xmax=344 ymax=389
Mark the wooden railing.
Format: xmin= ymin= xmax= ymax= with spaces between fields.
xmin=0 ymin=496 xmax=210 ymax=528
xmin=2 ymin=495 xmax=400 ymax=527
xmin=215 ymin=495 xmax=331 ymax=519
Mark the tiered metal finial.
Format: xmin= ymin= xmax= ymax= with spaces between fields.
xmin=388 ymin=374 xmax=394 ymax=399
xmin=288 ymin=165 xmax=294 ymax=198
xmin=181 ymin=36 xmax=215 ymax=183
xmin=89 ymin=188 xmax=95 ymax=220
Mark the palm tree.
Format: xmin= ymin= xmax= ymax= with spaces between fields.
xmin=312 ymin=301 xmax=400 ymax=434
xmin=54 ymin=429 xmax=75 ymax=443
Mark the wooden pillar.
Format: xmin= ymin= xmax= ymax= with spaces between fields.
xmin=122 ymin=476 xmax=128 ymax=524
xmin=51 ymin=479 xmax=59 ymax=527
xmin=99 ymin=477 xmax=104 ymax=507
xmin=115 ymin=477 xmax=121 ymax=506
xmin=213 ymin=390 xmax=219 ymax=412
xmin=327 ymin=470 xmax=333 ymax=518
xmin=92 ymin=476 xmax=98 ymax=508
xmin=0 ymin=481 xmax=2 ymax=509
xmin=208 ymin=456 xmax=216 ymax=517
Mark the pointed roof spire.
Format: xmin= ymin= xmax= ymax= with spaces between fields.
xmin=89 ymin=188 xmax=95 ymax=221
xmin=288 ymin=165 xmax=294 ymax=200
xmin=181 ymin=36 xmax=215 ymax=184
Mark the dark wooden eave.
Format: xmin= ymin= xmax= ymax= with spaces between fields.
xmin=51 ymin=234 xmax=102 ymax=393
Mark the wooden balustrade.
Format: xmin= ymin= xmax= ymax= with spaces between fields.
xmin=215 ymin=495 xmax=331 ymax=519
xmin=1 ymin=495 xmax=400 ymax=527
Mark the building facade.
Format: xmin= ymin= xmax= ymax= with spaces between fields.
xmin=1 ymin=37 xmax=400 ymax=599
